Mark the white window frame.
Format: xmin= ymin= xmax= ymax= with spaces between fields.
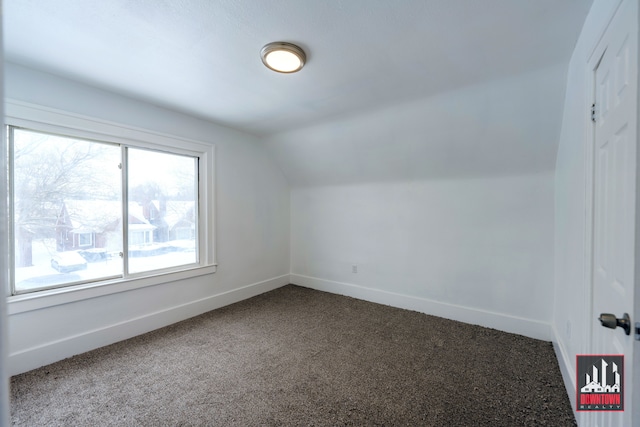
xmin=5 ymin=100 xmax=217 ymax=314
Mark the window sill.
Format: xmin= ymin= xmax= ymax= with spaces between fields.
xmin=7 ymin=264 xmax=217 ymax=315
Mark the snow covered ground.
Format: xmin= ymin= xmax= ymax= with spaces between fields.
xmin=14 ymin=239 xmax=196 ymax=293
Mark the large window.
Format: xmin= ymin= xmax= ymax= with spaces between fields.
xmin=6 ymin=102 xmax=215 ymax=297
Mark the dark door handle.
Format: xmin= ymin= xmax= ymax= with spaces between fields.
xmin=599 ymin=313 xmax=631 ymax=335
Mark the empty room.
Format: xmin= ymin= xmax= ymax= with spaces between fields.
xmin=1 ymin=0 xmax=638 ymax=426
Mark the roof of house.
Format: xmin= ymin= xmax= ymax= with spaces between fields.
xmin=62 ymin=200 xmax=153 ymax=232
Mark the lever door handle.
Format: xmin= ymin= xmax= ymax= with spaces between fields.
xmin=599 ymin=313 xmax=631 ymax=335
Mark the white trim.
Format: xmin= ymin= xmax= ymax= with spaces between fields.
xmin=4 ymin=100 xmax=217 ymax=304
xmin=586 ymin=0 xmax=624 ymax=62
xmin=582 ymin=1 xmax=628 ymax=355
xmin=8 ymin=274 xmax=290 ymax=376
xmin=581 ymin=43 xmax=602 ymax=360
xmin=5 ymin=99 xmax=210 ymax=154
xmin=552 ymin=325 xmax=578 ymax=419
xmin=0 ymin=47 xmax=10 ymax=427
xmin=8 ymin=265 xmax=217 ymax=315
xmin=291 ymin=274 xmax=552 ymax=341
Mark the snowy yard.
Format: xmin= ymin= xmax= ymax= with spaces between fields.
xmin=14 ymin=239 xmax=196 ymax=292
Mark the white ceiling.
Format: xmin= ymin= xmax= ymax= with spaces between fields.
xmin=5 ymin=0 xmax=593 ymax=136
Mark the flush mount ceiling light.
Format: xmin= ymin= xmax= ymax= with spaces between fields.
xmin=261 ymin=42 xmax=306 ymax=73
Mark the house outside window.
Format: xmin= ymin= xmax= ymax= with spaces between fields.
xmin=129 ymin=229 xmax=153 ymax=246
xmin=6 ymin=102 xmax=216 ymax=297
xmin=174 ymin=227 xmax=194 ymax=240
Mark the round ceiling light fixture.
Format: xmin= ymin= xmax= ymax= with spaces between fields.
xmin=261 ymin=42 xmax=306 ymax=73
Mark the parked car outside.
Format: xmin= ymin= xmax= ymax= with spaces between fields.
xmin=79 ymin=248 xmax=108 ymax=262
xmin=51 ymin=251 xmax=88 ymax=273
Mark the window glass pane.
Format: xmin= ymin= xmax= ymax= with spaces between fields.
xmin=12 ymin=127 xmax=123 ymax=293
xmin=127 ymin=148 xmax=198 ymax=274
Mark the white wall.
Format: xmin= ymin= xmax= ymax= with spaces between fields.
xmin=266 ymin=64 xmax=565 ymax=341
xmin=553 ymin=0 xmax=623 ymax=414
xmin=0 ymin=17 xmax=10 ymax=427
xmin=290 ymin=174 xmax=554 ymax=339
xmin=5 ymin=63 xmax=291 ymax=375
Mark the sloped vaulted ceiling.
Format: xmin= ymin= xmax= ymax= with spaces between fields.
xmin=5 ymin=1 xmax=594 ymax=184
xmin=265 ymin=62 xmax=571 ymax=185
xmin=5 ymin=0 xmax=592 ymax=136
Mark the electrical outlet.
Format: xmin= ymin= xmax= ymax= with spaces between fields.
xmin=352 ymin=265 xmax=358 ymax=273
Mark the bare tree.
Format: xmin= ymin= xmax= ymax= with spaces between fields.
xmin=12 ymin=129 xmax=120 ymax=266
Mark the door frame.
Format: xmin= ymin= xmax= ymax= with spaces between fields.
xmin=582 ymin=0 xmax=638 ymax=423
xmin=583 ymin=0 xmax=620 ymax=366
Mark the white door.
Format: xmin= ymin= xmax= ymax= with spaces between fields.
xmin=588 ymin=0 xmax=638 ymax=426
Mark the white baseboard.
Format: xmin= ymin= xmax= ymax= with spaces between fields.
xmin=290 ymin=274 xmax=552 ymax=341
xmin=8 ymin=274 xmax=289 ymax=376
xmin=552 ymin=326 xmax=578 ymax=423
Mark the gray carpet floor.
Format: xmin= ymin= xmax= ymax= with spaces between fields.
xmin=10 ymin=285 xmax=576 ymax=426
